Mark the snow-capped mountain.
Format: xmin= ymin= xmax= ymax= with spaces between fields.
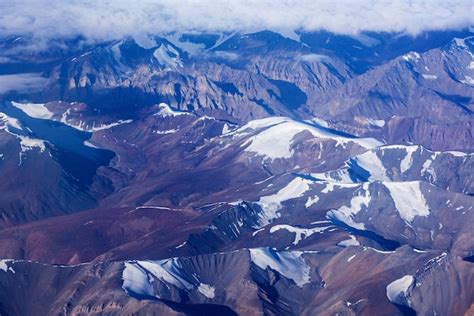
xmin=0 ymin=28 xmax=473 ymax=316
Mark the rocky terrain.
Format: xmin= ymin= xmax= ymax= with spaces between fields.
xmin=0 ymin=28 xmax=473 ymax=315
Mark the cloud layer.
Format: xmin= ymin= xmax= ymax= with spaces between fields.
xmin=0 ymin=0 xmax=472 ymax=43
xmin=0 ymin=74 xmax=48 ymax=94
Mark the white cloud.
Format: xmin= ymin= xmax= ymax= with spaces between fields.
xmin=0 ymin=56 xmax=15 ymax=63
xmin=0 ymin=74 xmax=48 ymax=94
xmin=0 ymin=1 xmax=472 ymax=47
xmin=212 ymin=51 xmax=240 ymax=60
xmin=298 ymin=54 xmax=329 ymax=63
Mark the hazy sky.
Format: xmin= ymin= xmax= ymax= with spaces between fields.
xmin=0 ymin=0 xmax=472 ymax=44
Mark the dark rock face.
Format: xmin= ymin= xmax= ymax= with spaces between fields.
xmin=0 ymin=29 xmax=473 ymax=315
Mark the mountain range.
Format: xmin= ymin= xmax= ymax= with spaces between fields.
xmin=0 ymin=28 xmax=473 ymax=315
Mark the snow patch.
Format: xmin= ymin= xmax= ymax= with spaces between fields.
xmin=367 ymin=247 xmax=395 ymax=254
xmin=413 ymin=248 xmax=427 ymax=253
xmin=0 ymin=112 xmax=22 ymax=130
xmin=326 ymin=183 xmax=370 ymax=230
xmin=400 ymin=146 xmax=418 ymax=173
xmin=421 ymin=155 xmax=437 ymax=181
xmin=164 ymin=33 xmax=206 ymax=55
xmin=311 ymin=170 xmax=355 ymax=185
xmin=11 ymin=101 xmax=53 ymax=119
xmin=175 ymin=241 xmax=187 ymax=249
xmin=222 ymin=123 xmax=232 ymax=134
xmin=249 ymin=248 xmax=310 ymax=287
xmin=351 ymin=151 xmax=389 ymax=181
xmin=386 ymin=275 xmax=414 ymax=305
xmin=321 ymin=182 xmax=337 ymax=193
xmin=19 ymin=136 xmax=46 ymax=153
xmin=155 ymin=128 xmax=178 ymax=134
xmin=86 ymin=120 xmax=133 ymax=132
xmin=310 ymin=117 xmax=330 ymax=128
xmin=256 ymin=177 xmax=311 ymax=227
xmin=445 ymin=151 xmax=469 ymax=157
xmin=0 ymin=112 xmax=46 ymax=156
xmin=153 ymin=44 xmax=182 ymax=69
xmin=402 ymin=51 xmax=420 ymax=62
xmin=421 ymin=74 xmax=437 ymax=80
xmin=453 ymin=37 xmax=468 ymax=50
xmin=298 ymin=54 xmax=328 ymax=63
xmin=197 ymin=283 xmax=215 ymax=299
xmin=154 ymin=103 xmax=189 ymax=118
xmin=122 ymin=259 xmax=194 ymax=299
xmin=239 ymin=117 xmax=382 ymax=160
xmin=61 ymin=117 xmax=133 ymax=132
xmin=368 ymin=119 xmax=386 ymax=127
xmin=383 ymin=181 xmax=430 ymax=224
xmin=305 ymin=195 xmax=319 ymax=208
xmin=0 ymin=260 xmax=15 ymax=273
xmin=122 ymin=261 xmax=154 ymax=297
xmin=338 ymin=235 xmax=360 ymax=247
xmin=83 ymin=140 xmax=99 ymax=148
xmin=270 ymin=224 xmax=329 ymax=245
xmin=461 ymin=75 xmax=474 ymax=85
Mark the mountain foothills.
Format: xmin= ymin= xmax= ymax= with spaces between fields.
xmin=0 ymin=29 xmax=473 ymax=315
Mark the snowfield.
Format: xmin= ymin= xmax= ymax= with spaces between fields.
xmin=238 ymin=117 xmax=382 ymax=160
xmin=383 ymin=181 xmax=430 ymax=224
xmin=11 ymin=101 xmax=54 ymax=120
xmin=257 ymin=177 xmax=312 ymax=226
